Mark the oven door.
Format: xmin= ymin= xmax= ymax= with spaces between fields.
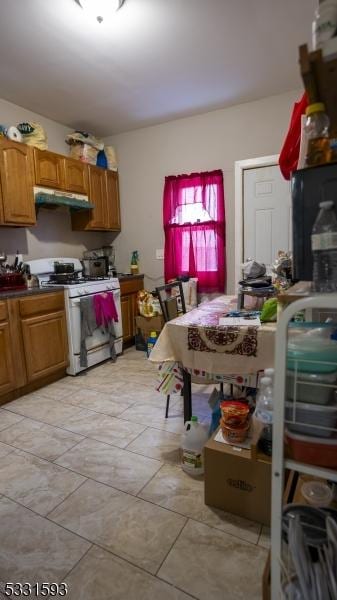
xmin=69 ymin=289 xmax=123 ymax=355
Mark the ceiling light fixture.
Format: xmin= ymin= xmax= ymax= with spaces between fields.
xmin=74 ymin=0 xmax=126 ymax=24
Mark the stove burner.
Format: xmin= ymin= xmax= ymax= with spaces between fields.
xmin=45 ymin=274 xmax=111 ymax=286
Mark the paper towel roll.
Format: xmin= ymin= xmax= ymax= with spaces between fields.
xmin=6 ymin=126 xmax=22 ymax=142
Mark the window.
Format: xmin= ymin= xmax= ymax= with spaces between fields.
xmin=163 ymin=170 xmax=226 ymax=293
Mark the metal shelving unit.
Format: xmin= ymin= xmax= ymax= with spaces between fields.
xmin=271 ymin=294 xmax=337 ymax=599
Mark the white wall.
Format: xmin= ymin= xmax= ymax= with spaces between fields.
xmin=105 ymin=89 xmax=301 ymax=292
xmin=0 ymin=98 xmax=114 ymax=262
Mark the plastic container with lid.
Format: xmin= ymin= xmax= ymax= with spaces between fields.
xmin=287 ymin=322 xmax=337 ymax=373
xmin=220 ymin=400 xmax=249 ymax=428
xmin=220 ymin=419 xmax=250 ymax=444
xmin=301 ymin=480 xmax=333 ymax=507
xmin=285 ymin=429 xmax=337 ymax=468
xmin=304 ymin=103 xmax=330 ymax=167
xmin=285 ymin=400 xmax=337 ymax=437
xmin=286 ymin=369 xmax=337 ymax=405
xmin=181 ymin=416 xmax=208 ymax=476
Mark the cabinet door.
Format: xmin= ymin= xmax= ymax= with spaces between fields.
xmin=121 ymin=295 xmax=133 ymax=342
xmin=34 ymin=148 xmax=64 ymax=189
xmin=63 ymin=157 xmax=88 ymax=194
xmin=88 ymin=165 xmax=108 ymax=229
xmin=0 ymin=321 xmax=15 ymax=395
xmin=21 ymin=311 xmax=68 ymax=382
xmin=0 ymin=140 xmax=35 ymax=225
xmin=106 ymin=170 xmax=121 ymax=231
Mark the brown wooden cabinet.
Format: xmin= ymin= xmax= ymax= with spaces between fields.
xmin=0 ymin=139 xmax=35 ymax=226
xmin=63 ymin=157 xmax=88 ymax=194
xmin=21 ymin=311 xmax=68 ymax=382
xmin=0 ymin=140 xmax=120 ymax=231
xmin=34 ymin=148 xmax=64 ymax=189
xmin=120 ymin=276 xmax=144 ymax=346
xmin=106 ymin=170 xmax=121 ymax=231
xmin=0 ymin=301 xmax=15 ymax=395
xmin=0 ymin=291 xmax=68 ymax=403
xmin=72 ymin=166 xmax=121 ymax=231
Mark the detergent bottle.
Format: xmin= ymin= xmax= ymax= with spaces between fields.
xmin=130 ymin=251 xmax=139 ymax=275
xmin=147 ymin=331 xmax=158 ymax=357
xmin=181 ymin=416 xmax=209 ymax=476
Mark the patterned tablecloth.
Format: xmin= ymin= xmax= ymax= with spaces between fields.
xmin=149 ymin=295 xmax=276 ymax=393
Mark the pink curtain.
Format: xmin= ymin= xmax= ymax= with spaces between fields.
xmin=163 ymin=170 xmax=226 ymax=293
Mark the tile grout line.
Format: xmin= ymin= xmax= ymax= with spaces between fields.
xmin=60 ymin=542 xmax=94 ymax=584
xmin=0 ymin=409 xmax=150 ymax=454
xmin=154 ymin=514 xmax=189 ymax=577
xmin=44 ymin=477 xmax=89 ymax=519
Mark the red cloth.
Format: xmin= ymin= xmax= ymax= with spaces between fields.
xmin=163 ymin=170 xmax=226 ymax=293
xmin=279 ymin=92 xmax=308 ymax=180
xmin=93 ymin=292 xmax=118 ymax=328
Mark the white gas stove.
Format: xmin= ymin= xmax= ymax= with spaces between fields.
xmin=25 ymin=258 xmax=123 ymax=375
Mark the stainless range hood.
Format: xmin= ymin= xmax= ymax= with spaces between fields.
xmin=34 ymin=187 xmax=94 ymax=211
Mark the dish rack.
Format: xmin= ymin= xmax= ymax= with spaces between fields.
xmin=271 ymin=295 xmax=337 ymax=599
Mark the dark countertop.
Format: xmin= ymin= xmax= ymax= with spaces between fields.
xmin=0 ymin=286 xmax=64 ymax=300
xmin=117 ymin=273 xmax=144 ymax=281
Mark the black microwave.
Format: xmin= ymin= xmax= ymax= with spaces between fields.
xmin=292 ymin=163 xmax=337 ymax=280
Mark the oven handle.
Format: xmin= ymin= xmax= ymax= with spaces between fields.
xmin=70 ymin=289 xmax=120 ymax=308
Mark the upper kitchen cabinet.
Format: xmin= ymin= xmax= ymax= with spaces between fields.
xmin=71 ymin=166 xmax=121 ymax=231
xmin=106 ymin=170 xmax=121 ymax=231
xmin=63 ymin=156 xmax=88 ymax=194
xmin=34 ymin=148 xmax=64 ymax=189
xmin=0 ymin=139 xmax=36 ymax=226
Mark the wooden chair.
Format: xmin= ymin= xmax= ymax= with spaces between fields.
xmin=155 ymin=281 xmax=186 ymax=418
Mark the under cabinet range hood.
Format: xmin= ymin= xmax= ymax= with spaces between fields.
xmin=34 ymin=187 xmax=94 ymax=210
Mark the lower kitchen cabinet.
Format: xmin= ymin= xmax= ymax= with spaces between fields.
xmin=0 ymin=291 xmax=69 ymax=403
xmin=120 ymin=276 xmax=144 ymax=346
xmin=21 ymin=311 xmax=68 ymax=381
xmin=0 ymin=301 xmax=15 ymax=395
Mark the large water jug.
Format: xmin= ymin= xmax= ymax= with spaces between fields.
xmin=181 ymin=416 xmax=209 ymax=476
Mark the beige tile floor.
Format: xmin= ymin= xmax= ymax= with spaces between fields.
xmin=0 ymin=348 xmax=269 ymax=599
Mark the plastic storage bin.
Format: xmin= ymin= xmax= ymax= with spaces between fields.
xmin=285 ymin=429 xmax=337 ymax=468
xmin=285 ymin=400 xmax=337 ymax=437
xmin=287 ymin=323 xmax=337 ymax=373
xmin=286 ymin=369 xmax=337 ymax=404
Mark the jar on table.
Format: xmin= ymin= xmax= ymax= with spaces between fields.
xmin=304 ymin=103 xmax=331 ymax=167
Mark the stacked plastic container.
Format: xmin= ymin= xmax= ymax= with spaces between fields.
xmin=285 ymin=322 xmax=337 ymax=468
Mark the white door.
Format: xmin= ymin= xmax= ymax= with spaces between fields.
xmin=243 ymin=165 xmax=292 ymax=270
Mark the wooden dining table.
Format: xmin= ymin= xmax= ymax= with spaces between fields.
xmin=149 ymin=295 xmax=276 ymax=421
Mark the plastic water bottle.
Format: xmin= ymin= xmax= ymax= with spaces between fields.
xmin=181 ymin=416 xmax=208 ymax=476
xmin=312 ymin=200 xmax=337 ymax=292
xmin=147 ymin=331 xmax=157 ymax=357
xmin=255 ymin=377 xmax=273 ymax=424
xmin=255 ymin=377 xmax=273 ymax=456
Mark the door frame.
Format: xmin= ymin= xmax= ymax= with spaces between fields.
xmin=234 ymin=154 xmax=279 ymax=288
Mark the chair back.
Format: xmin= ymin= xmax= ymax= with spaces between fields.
xmin=155 ymin=280 xmax=186 ymax=323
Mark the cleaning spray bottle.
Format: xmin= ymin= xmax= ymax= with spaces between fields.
xmin=130 ymin=251 xmax=139 ymax=275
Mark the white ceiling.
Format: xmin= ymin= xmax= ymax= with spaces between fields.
xmin=0 ymin=0 xmax=315 ymax=136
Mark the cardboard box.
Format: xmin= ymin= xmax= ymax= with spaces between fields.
xmin=204 ymin=427 xmax=271 ymax=526
xmin=135 ymin=315 xmax=165 ymax=346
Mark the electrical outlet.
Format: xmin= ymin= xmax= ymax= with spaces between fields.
xmin=156 ymin=249 xmax=164 ymax=260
